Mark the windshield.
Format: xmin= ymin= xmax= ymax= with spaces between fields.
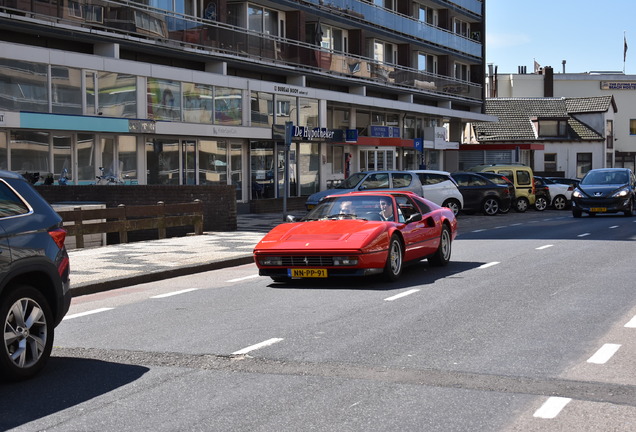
xmin=303 ymin=195 xmax=394 ymax=221
xmin=581 ymin=170 xmax=628 ymax=185
xmin=336 ymin=173 xmax=367 ymax=189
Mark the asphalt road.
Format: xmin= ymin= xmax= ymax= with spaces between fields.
xmin=3 ymin=210 xmax=636 ymax=431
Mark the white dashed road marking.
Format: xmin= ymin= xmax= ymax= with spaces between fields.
xmin=625 ymin=316 xmax=636 ymax=328
xmin=577 ymin=233 xmax=591 ymax=237
xmin=232 ymin=338 xmax=284 ymax=355
xmin=151 ymin=288 xmax=198 ymax=298
xmin=384 ymin=289 xmax=420 ymax=301
xmin=587 ymin=343 xmax=621 ymax=364
xmin=533 ymin=397 xmax=572 ymax=419
xmin=535 ymin=244 xmax=553 ymax=250
xmin=227 ymin=274 xmax=260 ymax=283
xmin=63 ymin=308 xmax=114 ymax=320
xmin=478 ymin=262 xmax=500 ymax=269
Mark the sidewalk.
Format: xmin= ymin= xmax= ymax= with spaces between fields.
xmin=68 ymin=212 xmax=290 ymax=296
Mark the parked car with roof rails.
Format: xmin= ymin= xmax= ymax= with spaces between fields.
xmin=0 ymin=170 xmax=71 ymax=381
xmin=532 ymin=177 xmax=552 ymax=211
xmin=571 ymin=168 xmax=636 ymax=217
xmin=475 ymin=172 xmax=514 ymax=213
xmin=305 ymin=171 xmax=422 ymax=210
xmin=409 ymin=170 xmax=463 ymax=216
xmin=467 ymin=164 xmax=536 ymax=212
xmin=450 ymin=172 xmax=512 ymax=216
xmin=537 ymin=176 xmax=572 ymax=210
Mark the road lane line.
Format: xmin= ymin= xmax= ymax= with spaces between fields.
xmin=232 ymin=338 xmax=284 ymax=355
xmin=625 ymin=316 xmax=636 ymax=328
xmin=587 ymin=344 xmax=621 ymax=364
xmin=533 ymin=397 xmax=572 ymax=419
xmin=471 ymin=229 xmax=486 ymax=233
xmin=151 ymin=288 xmax=198 ymax=298
xmin=63 ymin=308 xmax=114 ymax=320
xmin=577 ymin=233 xmax=591 ymax=237
xmin=536 ymin=244 xmax=553 ymax=250
xmin=227 ymin=274 xmax=260 ymax=283
xmin=478 ymin=262 xmax=500 ymax=269
xmin=384 ymin=289 xmax=420 ymax=301
xmin=609 ymin=225 xmax=619 ymax=229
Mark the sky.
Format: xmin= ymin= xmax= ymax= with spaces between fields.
xmin=485 ymin=0 xmax=633 ymax=74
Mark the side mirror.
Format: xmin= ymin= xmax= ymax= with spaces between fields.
xmin=285 ymin=214 xmax=298 ymax=223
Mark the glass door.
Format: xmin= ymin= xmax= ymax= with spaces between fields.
xmin=360 ymin=149 xmax=395 ymax=171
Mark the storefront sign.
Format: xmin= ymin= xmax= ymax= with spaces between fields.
xmin=414 ymin=138 xmax=423 ymax=152
xmin=601 ymin=81 xmax=636 ymax=90
xmin=273 ymin=85 xmax=310 ymax=96
xmin=128 ymin=120 xmax=156 ymax=133
xmin=345 ymin=129 xmax=358 ymax=142
xmin=370 ymin=126 xmax=400 ymax=138
xmin=293 ymin=126 xmax=335 ymax=140
xmin=0 ymin=112 xmax=5 ymax=126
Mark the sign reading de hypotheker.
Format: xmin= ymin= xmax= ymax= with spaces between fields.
xmin=272 ymin=124 xmax=335 ymax=141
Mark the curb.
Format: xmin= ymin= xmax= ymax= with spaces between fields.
xmin=71 ymin=255 xmax=255 ymax=297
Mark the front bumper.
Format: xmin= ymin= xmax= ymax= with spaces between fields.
xmin=572 ymin=197 xmax=632 ymax=213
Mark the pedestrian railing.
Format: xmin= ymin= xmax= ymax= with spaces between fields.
xmin=56 ymin=200 xmax=204 ymax=248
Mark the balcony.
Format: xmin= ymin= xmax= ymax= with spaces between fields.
xmin=0 ymin=0 xmax=482 ymax=102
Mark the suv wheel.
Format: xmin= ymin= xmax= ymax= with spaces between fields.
xmin=1 ymin=285 xmax=54 ymax=381
xmin=441 ymin=198 xmax=461 ymax=216
xmin=514 ymin=197 xmax=529 ymax=213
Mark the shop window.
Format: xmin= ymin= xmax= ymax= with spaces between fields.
xmin=118 ymin=136 xmax=138 ymax=184
xmin=10 ymin=131 xmax=49 ymax=175
xmin=250 ymin=91 xmax=273 ymax=127
xmin=184 ymin=83 xmax=214 ymax=124
xmin=77 ymin=134 xmax=95 ymax=184
xmin=215 ymin=87 xmax=242 ymax=125
xmin=51 ymin=66 xmax=82 ymax=115
xmin=147 ymin=79 xmax=181 ymax=121
xmin=53 ymin=134 xmax=72 ymax=184
xmin=328 ymin=145 xmax=344 ymax=174
xmin=0 ymin=59 xmax=48 ymax=113
xmin=98 ymin=72 xmax=137 ymax=118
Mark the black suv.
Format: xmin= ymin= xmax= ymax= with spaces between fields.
xmin=0 ymin=170 xmax=71 ymax=380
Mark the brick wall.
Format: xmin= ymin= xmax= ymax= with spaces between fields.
xmin=36 ymin=185 xmax=237 ymax=233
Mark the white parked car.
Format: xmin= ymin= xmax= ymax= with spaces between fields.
xmin=410 ymin=170 xmax=464 ymax=215
xmin=538 ymin=176 xmax=573 ymax=210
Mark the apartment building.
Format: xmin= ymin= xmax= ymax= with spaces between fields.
xmin=0 ymin=0 xmax=490 ymax=203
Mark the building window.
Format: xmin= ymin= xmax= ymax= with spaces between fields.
xmin=454 ymin=62 xmax=470 ymax=81
xmin=544 ymin=153 xmax=557 ymax=172
xmin=215 ymin=87 xmax=242 ymax=126
xmin=148 ymin=79 xmax=181 ymax=121
xmin=417 ymin=5 xmax=437 ymax=26
xmin=250 ymin=91 xmax=273 ymax=127
xmin=328 ymin=145 xmax=344 ymax=174
xmin=630 ymin=119 xmax=636 ymax=135
xmin=453 ymin=18 xmax=470 ymax=37
xmin=98 ymin=72 xmax=137 ymax=118
xmin=372 ymin=40 xmax=397 ymax=64
xmin=576 ymin=153 xmax=592 ymax=178
xmin=0 ymin=59 xmax=48 ymax=113
xmin=538 ymin=119 xmax=567 ymax=137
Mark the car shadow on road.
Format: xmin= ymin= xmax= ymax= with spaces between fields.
xmin=264 ymin=260 xmax=482 ymax=291
xmin=0 ymin=356 xmax=148 ymax=430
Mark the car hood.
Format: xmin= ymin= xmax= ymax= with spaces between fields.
xmin=578 ymin=184 xmax=628 ymax=197
xmin=254 ymin=220 xmax=388 ymax=252
xmin=306 ymin=188 xmax=356 ymax=204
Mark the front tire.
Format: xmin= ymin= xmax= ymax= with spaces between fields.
xmin=1 ymin=285 xmax=54 ymax=381
xmin=383 ymin=236 xmax=403 ymax=282
xmin=624 ymin=199 xmax=634 ymax=217
xmin=429 ymin=225 xmax=452 ymax=267
xmin=572 ymin=208 xmax=582 ymax=218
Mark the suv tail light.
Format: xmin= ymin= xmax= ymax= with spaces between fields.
xmin=49 ymin=227 xmax=67 ymax=249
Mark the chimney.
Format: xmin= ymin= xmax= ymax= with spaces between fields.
xmin=562 ymin=60 xmax=566 ymax=74
xmin=544 ymin=66 xmax=554 ymax=97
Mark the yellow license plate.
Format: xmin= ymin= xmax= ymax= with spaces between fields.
xmin=590 ymin=207 xmax=607 ymax=212
xmin=307 ymin=205 xmax=315 ymax=210
xmin=289 ymin=268 xmax=327 ymax=278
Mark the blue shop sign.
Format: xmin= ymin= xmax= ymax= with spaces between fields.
xmin=370 ymin=126 xmax=400 ymax=138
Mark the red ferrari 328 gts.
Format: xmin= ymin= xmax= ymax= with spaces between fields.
xmin=253 ymin=191 xmax=457 ymax=283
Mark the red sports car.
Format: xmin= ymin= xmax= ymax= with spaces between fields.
xmin=253 ymin=191 xmax=457 ymax=283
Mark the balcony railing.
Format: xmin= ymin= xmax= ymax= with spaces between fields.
xmin=0 ymin=0 xmax=482 ymax=101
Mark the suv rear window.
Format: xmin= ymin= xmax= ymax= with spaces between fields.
xmin=0 ymin=181 xmax=29 ymax=217
xmin=516 ymin=170 xmax=531 ymax=186
xmin=391 ymin=173 xmax=413 ymax=188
